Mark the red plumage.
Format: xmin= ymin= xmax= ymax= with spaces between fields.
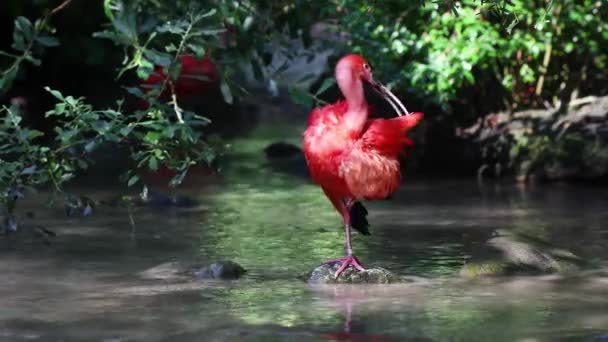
xmin=302 ymin=54 xmax=423 ymax=277
xmin=303 ymin=101 xmax=423 ymax=200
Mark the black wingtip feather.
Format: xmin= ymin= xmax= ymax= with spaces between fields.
xmin=350 ymin=201 xmax=371 ymax=235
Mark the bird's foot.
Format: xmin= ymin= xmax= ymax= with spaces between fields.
xmin=323 ymin=255 xmax=365 ymax=278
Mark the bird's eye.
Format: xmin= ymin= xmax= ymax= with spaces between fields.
xmin=363 ymin=63 xmax=371 ymax=71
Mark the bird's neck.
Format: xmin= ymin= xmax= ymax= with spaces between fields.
xmin=339 ymin=76 xmax=368 ymax=135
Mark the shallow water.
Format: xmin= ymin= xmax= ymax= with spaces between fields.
xmin=2 ymin=125 xmax=608 ymax=341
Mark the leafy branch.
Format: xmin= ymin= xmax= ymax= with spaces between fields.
xmin=0 ymin=0 xmax=73 ymax=95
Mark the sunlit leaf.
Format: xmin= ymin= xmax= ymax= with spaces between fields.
xmin=127 ymin=174 xmax=140 ymax=187
xmin=314 ymin=77 xmax=335 ymax=96
xmin=144 ymin=131 xmax=161 ymax=144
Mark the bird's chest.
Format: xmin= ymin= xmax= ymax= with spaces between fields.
xmin=303 ymin=122 xmax=354 ymax=185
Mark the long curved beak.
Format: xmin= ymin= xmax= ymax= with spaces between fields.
xmin=367 ymin=79 xmax=410 ymax=116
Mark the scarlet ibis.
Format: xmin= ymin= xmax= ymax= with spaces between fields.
xmin=302 ymin=54 xmax=423 ymax=277
xmin=139 ymin=54 xmax=219 ymax=106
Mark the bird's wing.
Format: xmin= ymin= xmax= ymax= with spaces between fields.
xmin=359 ymin=113 xmax=423 ymax=158
xmin=338 ymin=113 xmax=423 ymax=200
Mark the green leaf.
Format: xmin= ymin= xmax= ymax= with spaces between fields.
xmin=7 ymin=107 xmax=22 ymax=126
xmin=157 ymin=21 xmax=186 ymax=34
xmin=165 ymin=43 xmax=178 ymax=53
xmin=148 ymin=156 xmax=158 ymax=171
xmin=288 ymin=85 xmax=313 ymax=108
xmin=112 ymin=7 xmax=137 ymax=39
xmin=91 ymin=120 xmax=110 ymax=134
xmin=64 ymin=96 xmax=78 ymax=107
xmin=462 ymin=70 xmax=475 ymax=84
xmin=144 ymin=49 xmax=171 ymax=68
xmin=163 ymin=125 xmax=177 ymax=139
xmin=53 ymin=103 xmax=67 ymax=114
xmin=84 ymin=140 xmax=97 ymax=153
xmin=198 ymin=29 xmax=225 ymax=36
xmin=92 ymin=30 xmax=133 ymax=45
xmin=119 ymin=126 xmax=132 ymax=137
xmin=36 ymin=36 xmax=60 ymax=47
xmin=20 ymin=165 xmax=36 ymax=175
xmin=243 ymin=16 xmax=254 ymax=31
xmin=0 ymin=66 xmax=19 ymax=94
xmin=12 ymin=17 xmax=34 ymax=51
xmin=127 ymin=174 xmax=140 ymax=187
xmin=193 ymin=8 xmax=217 ymax=21
xmin=506 ymin=18 xmax=519 ymax=35
xmin=143 ymin=131 xmax=161 ymax=144
xmin=124 ymin=86 xmax=145 ymax=98
xmin=169 ymin=169 xmax=188 ymax=187
xmin=103 ymin=0 xmax=116 ymax=20
xmin=188 ymin=44 xmax=206 ymax=59
xmin=314 ymin=77 xmax=335 ymax=96
xmin=61 ymin=173 xmax=75 ymax=182
xmin=136 ymin=58 xmax=155 ymax=80
xmin=220 ymin=81 xmax=233 ymax=104
xmin=24 ymin=55 xmax=41 ymax=66
xmin=44 ymin=87 xmax=65 ymax=101
xmin=77 ymin=159 xmax=88 ymax=170
xmin=27 ymin=129 xmax=44 ymax=140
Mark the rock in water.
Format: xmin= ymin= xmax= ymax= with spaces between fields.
xmin=140 ymin=260 xmax=246 ymax=281
xmin=306 ymin=263 xmax=399 ymax=284
xmin=191 ymin=260 xmax=247 ymax=280
xmin=460 ymin=231 xmax=590 ymax=278
xmin=264 ymin=142 xmax=302 ymax=160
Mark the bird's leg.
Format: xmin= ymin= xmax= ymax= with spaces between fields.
xmin=332 ymin=223 xmax=366 ymax=277
xmin=323 ymin=197 xmax=366 ymax=278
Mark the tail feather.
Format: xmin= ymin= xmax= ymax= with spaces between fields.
xmin=350 ymin=201 xmax=370 ymax=235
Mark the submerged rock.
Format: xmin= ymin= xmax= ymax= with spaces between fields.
xmin=191 ymin=260 xmax=247 ymax=280
xmin=139 ymin=262 xmax=186 ymax=281
xmin=140 ymin=260 xmax=246 ymax=281
xmin=461 ymin=231 xmax=589 ymax=278
xmin=264 ymin=142 xmax=302 ymax=160
xmin=306 ymin=263 xmax=399 ymax=284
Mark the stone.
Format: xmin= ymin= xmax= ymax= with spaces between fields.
xmin=264 ymin=142 xmax=302 ymax=160
xmin=305 ymin=263 xmax=400 ymax=284
xmin=139 ymin=260 xmax=246 ymax=281
xmin=190 ymin=260 xmax=247 ymax=280
xmin=139 ymin=261 xmax=186 ymax=281
xmin=460 ymin=231 xmax=589 ymax=278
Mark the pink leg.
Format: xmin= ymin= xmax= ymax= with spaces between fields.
xmin=324 ymin=224 xmax=366 ymax=277
xmin=322 ymin=195 xmax=366 ymax=278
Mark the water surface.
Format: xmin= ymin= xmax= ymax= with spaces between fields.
xmin=2 ymin=125 xmax=608 ymax=341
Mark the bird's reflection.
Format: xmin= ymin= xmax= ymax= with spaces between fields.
xmin=316 ymin=285 xmax=432 ymax=342
xmin=319 ymin=299 xmax=388 ymax=342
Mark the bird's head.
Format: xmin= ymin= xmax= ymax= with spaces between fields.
xmin=335 ymin=54 xmax=410 ymax=116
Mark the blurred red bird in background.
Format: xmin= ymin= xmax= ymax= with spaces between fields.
xmin=303 ymin=54 xmax=423 ymax=277
xmin=139 ymin=54 xmax=219 ymax=105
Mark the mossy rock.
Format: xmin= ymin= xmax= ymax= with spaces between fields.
xmin=305 ymin=263 xmax=400 ymax=284
xmin=460 ymin=260 xmax=509 ymax=278
xmin=461 ymin=231 xmax=591 ymax=279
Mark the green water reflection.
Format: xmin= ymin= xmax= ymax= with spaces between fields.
xmin=177 ymin=124 xmax=608 ymax=341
